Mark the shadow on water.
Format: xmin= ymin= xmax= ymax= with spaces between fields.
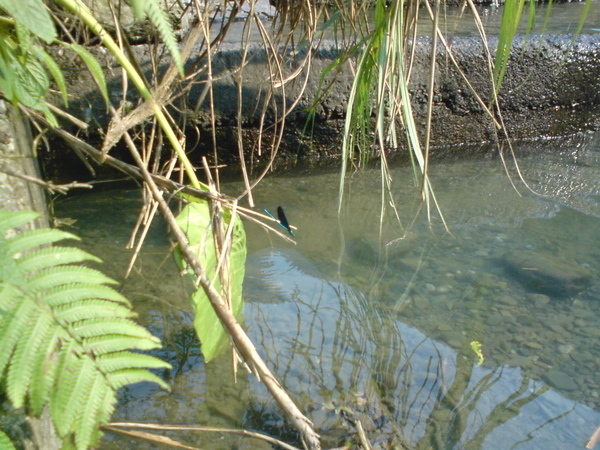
xmin=53 ymin=133 xmax=600 ymax=449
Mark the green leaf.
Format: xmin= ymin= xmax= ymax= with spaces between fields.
xmin=17 ymin=246 xmax=99 ymax=273
xmin=143 ymin=0 xmax=184 ymax=76
xmin=0 ymin=430 xmax=17 ymax=450
xmin=96 ymin=350 xmax=171 ymax=373
xmin=0 ymin=50 xmax=16 ymax=102
xmin=494 ymin=0 xmax=526 ymax=91
xmin=0 ymin=209 xmax=169 ymax=449
xmin=0 ymin=0 xmax=57 ymax=43
xmin=33 ymin=47 xmax=69 ymax=106
xmin=108 ymin=368 xmax=169 ymax=390
xmin=84 ymin=334 xmax=162 ymax=355
xmin=65 ymin=43 xmax=109 ymax=107
xmin=13 ymin=54 xmax=50 ymax=108
xmin=44 ymin=283 xmax=130 ymax=308
xmin=27 ymin=265 xmax=117 ymax=291
xmin=129 ymin=0 xmax=146 ymax=20
xmin=7 ymin=228 xmax=78 ymax=255
xmin=175 ymin=201 xmax=246 ymax=363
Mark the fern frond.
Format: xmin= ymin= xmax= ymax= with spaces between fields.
xmin=54 ymin=299 xmax=136 ymax=323
xmin=0 ymin=210 xmax=39 ymax=233
xmin=71 ymin=317 xmax=160 ymax=340
xmin=7 ymin=228 xmax=78 ymax=255
xmin=6 ymin=310 xmax=51 ymax=408
xmin=0 ymin=299 xmax=36 ymax=377
xmin=29 ymin=327 xmax=62 ymax=415
xmin=44 ymin=283 xmax=131 ymax=307
xmin=84 ymin=334 xmax=162 ymax=355
xmin=96 ymin=350 xmax=171 ymax=373
xmin=144 ymin=0 xmax=183 ymax=75
xmin=0 ymin=429 xmax=16 ymax=450
xmin=17 ymin=246 xmax=99 ymax=273
xmin=108 ymin=368 xmax=169 ymax=390
xmin=52 ymin=355 xmax=94 ymax=437
xmin=0 ymin=210 xmax=170 ymax=450
xmin=27 ymin=265 xmax=117 ymax=291
xmin=74 ymin=376 xmax=109 ymax=450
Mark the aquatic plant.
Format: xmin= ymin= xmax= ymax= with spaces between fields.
xmin=0 ymin=209 xmax=170 ymax=449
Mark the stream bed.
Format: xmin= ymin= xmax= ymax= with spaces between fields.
xmin=54 ymin=133 xmax=600 ymax=449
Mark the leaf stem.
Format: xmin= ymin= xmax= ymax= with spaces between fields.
xmin=55 ymin=0 xmax=203 ymax=190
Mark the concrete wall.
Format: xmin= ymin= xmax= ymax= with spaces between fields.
xmin=0 ymin=101 xmax=49 ymax=228
xmin=58 ymin=32 xmax=600 ymax=165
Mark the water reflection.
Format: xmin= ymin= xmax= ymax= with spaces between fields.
xmin=245 ymin=248 xmax=599 ymax=449
xmin=53 ymin=134 xmax=600 ymax=448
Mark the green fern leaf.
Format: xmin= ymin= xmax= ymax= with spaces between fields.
xmin=84 ymin=334 xmax=162 ymax=355
xmin=144 ymin=0 xmax=183 ymax=76
xmin=0 ymin=283 xmax=19 ymax=312
xmin=7 ymin=228 xmax=78 ymax=255
xmin=71 ymin=317 xmax=160 ymax=340
xmin=52 ymin=355 xmax=94 ymax=437
xmin=108 ymin=368 xmax=169 ymax=390
xmin=96 ymin=350 xmax=171 ymax=373
xmin=0 ymin=299 xmax=36 ymax=377
xmin=6 ymin=310 xmax=52 ymax=408
xmin=0 ymin=210 xmax=39 ymax=233
xmin=65 ymin=43 xmax=109 ymax=107
xmin=29 ymin=327 xmax=62 ymax=415
xmin=0 ymin=209 xmax=170 ymax=449
xmin=54 ymin=299 xmax=135 ymax=323
xmin=74 ymin=376 xmax=109 ymax=450
xmin=44 ymin=283 xmax=131 ymax=308
xmin=0 ymin=429 xmax=17 ymax=450
xmin=0 ymin=0 xmax=56 ymax=43
xmin=17 ymin=246 xmax=99 ymax=273
xmin=32 ymin=46 xmax=69 ymax=106
xmin=27 ymin=265 xmax=117 ymax=291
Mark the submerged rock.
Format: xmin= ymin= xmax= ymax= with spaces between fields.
xmin=503 ymin=250 xmax=593 ymax=297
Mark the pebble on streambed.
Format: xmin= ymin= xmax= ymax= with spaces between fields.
xmin=503 ymin=250 xmax=593 ymax=297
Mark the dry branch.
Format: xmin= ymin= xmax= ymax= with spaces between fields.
xmin=121 ymin=131 xmax=321 ymax=449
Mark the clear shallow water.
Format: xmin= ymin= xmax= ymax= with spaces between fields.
xmin=54 ymin=133 xmax=600 ymax=449
xmin=222 ymin=0 xmax=600 ymax=43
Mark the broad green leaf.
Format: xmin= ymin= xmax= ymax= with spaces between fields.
xmin=494 ymin=0 xmax=526 ymax=91
xmin=175 ymin=201 xmax=246 ymax=363
xmin=0 ymin=430 xmax=16 ymax=450
xmin=65 ymin=43 xmax=109 ymax=107
xmin=0 ymin=208 xmax=170 ymax=449
xmin=13 ymin=54 xmax=50 ymax=108
xmin=0 ymin=51 xmax=15 ymax=102
xmin=33 ymin=47 xmax=69 ymax=106
xmin=0 ymin=0 xmax=56 ymax=43
xmin=143 ymin=0 xmax=184 ymax=76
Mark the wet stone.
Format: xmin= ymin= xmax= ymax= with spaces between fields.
xmin=558 ymin=344 xmax=575 ymax=355
xmin=543 ymin=371 xmax=579 ymax=392
xmin=503 ymin=250 xmax=593 ymax=296
xmin=506 ymin=355 xmax=534 ymax=369
xmin=528 ymin=293 xmax=551 ymax=308
xmin=498 ymin=295 xmax=518 ymax=306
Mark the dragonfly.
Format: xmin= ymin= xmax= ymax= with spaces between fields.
xmin=264 ymin=206 xmax=296 ymax=236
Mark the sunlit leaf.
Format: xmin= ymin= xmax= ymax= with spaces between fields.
xmin=0 ymin=430 xmax=16 ymax=450
xmin=175 ymin=201 xmax=246 ymax=363
xmin=0 ymin=0 xmax=56 ymax=43
xmin=65 ymin=43 xmax=109 ymax=107
xmin=33 ymin=47 xmax=69 ymax=106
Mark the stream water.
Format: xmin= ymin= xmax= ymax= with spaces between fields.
xmin=54 ymin=133 xmax=600 ymax=449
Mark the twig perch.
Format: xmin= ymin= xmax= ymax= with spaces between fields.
xmin=123 ymin=132 xmax=321 ymax=450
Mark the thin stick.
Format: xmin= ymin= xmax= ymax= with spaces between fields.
xmin=587 ymin=424 xmax=600 ymax=449
xmin=102 ymin=426 xmax=199 ymax=450
xmin=122 ymin=131 xmax=321 ymax=450
xmin=106 ymin=422 xmax=302 ymax=450
xmin=0 ymin=167 xmax=91 ymax=194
